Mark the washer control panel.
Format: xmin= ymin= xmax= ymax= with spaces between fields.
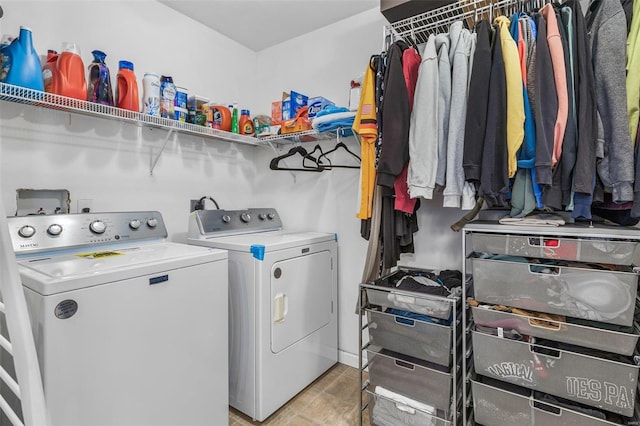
xmin=191 ymin=208 xmax=282 ymax=237
xmin=8 ymin=211 xmax=167 ymax=254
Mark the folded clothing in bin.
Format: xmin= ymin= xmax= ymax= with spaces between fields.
xmin=374 ymin=269 xmax=462 ymax=296
xmin=386 ymin=308 xmax=453 ymax=326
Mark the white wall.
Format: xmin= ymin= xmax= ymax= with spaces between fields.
xmin=0 ymin=2 xmax=465 ymax=369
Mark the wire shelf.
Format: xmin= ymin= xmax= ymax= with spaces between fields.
xmin=0 ymin=82 xmax=320 ymax=147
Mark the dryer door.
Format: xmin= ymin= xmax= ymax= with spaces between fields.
xmin=271 ymin=250 xmax=332 ymax=353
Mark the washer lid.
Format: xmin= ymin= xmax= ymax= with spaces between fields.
xmin=189 ymin=231 xmax=335 ymax=253
xmin=17 ymin=242 xmax=228 ymax=295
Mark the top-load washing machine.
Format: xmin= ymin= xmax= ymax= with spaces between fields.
xmin=188 ymin=208 xmax=338 ymax=422
xmin=6 ymin=211 xmax=228 ymax=426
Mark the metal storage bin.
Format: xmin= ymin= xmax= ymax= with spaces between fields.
xmin=369 ymin=392 xmax=452 ymax=426
xmin=366 ymin=308 xmax=453 ymax=366
xmin=365 ymin=286 xmax=453 ymax=320
xmin=472 ymin=328 xmax=639 ymax=417
xmin=367 ymin=348 xmax=453 ymax=412
xmin=471 ymin=306 xmax=639 ymax=356
xmin=471 ymin=232 xmax=640 ymax=266
xmin=471 ymin=256 xmax=638 ymax=326
xmin=472 ymin=378 xmax=624 ymax=426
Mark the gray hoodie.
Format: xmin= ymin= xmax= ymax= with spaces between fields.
xmin=434 ymin=33 xmax=451 ymax=188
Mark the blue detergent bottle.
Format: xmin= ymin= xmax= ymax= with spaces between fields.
xmin=0 ymin=26 xmax=44 ymax=91
xmin=87 ymin=50 xmax=114 ymax=106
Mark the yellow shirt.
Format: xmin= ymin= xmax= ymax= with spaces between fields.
xmin=496 ymin=16 xmax=525 ymax=178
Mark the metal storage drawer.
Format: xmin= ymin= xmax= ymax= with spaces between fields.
xmin=472 ymin=378 xmax=623 ymax=426
xmin=369 ymin=393 xmax=451 ymax=426
xmin=471 ymin=306 xmax=639 ymax=356
xmin=367 ymin=309 xmax=453 ymax=366
xmin=472 ymin=328 xmax=639 ymax=417
xmin=367 ymin=349 xmax=453 ymax=412
xmin=471 ymin=232 xmax=640 ymax=266
xmin=365 ymin=287 xmax=453 ymax=320
xmin=471 ymin=256 xmax=637 ymax=326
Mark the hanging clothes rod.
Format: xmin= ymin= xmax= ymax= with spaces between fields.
xmin=386 ymin=0 xmax=528 ymax=45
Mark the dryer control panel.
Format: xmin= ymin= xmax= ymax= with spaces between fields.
xmin=8 ymin=211 xmax=167 ymax=254
xmin=189 ymin=208 xmax=283 ymax=238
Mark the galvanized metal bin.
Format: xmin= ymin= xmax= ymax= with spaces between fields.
xmin=472 ymin=328 xmax=639 ymax=417
xmin=471 ymin=306 xmax=639 ymax=356
xmin=366 ymin=308 xmax=453 ymax=367
xmin=471 ymin=256 xmax=637 ymax=326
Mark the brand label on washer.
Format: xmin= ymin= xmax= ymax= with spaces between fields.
xmin=55 ymin=300 xmax=78 ymax=319
xmin=75 ymin=251 xmax=123 ymax=259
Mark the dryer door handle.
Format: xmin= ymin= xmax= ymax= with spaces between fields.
xmin=274 ymin=293 xmax=288 ymax=323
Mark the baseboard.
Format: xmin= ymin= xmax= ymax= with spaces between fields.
xmin=338 ymin=349 xmax=359 ymax=369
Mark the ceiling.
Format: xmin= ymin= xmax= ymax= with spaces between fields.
xmin=159 ymin=0 xmax=379 ymax=52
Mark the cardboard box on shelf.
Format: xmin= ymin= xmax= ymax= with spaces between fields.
xmin=281 ymin=90 xmax=308 ymax=121
xmin=307 ymin=96 xmax=335 ymax=119
xmin=271 ymin=101 xmax=282 ymax=125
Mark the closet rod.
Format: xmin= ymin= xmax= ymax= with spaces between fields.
xmin=386 ymin=0 xmax=526 ymax=45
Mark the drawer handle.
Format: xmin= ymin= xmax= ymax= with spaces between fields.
xmin=394 ymin=316 xmax=415 ymax=327
xmin=528 ymin=237 xmax=561 ymax=248
xmin=527 ymin=317 xmax=562 ymax=331
xmin=530 ymin=344 xmax=562 ymax=359
xmin=528 ymin=264 xmax=561 ymax=275
xmin=394 ymin=359 xmax=416 ymax=371
xmin=530 ymin=399 xmax=562 ymax=416
xmin=395 ymin=403 xmax=416 ymax=415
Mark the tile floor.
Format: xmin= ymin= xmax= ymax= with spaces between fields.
xmin=228 ymin=363 xmax=370 ymax=425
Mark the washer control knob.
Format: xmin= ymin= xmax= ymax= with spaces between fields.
xmin=129 ymin=219 xmax=141 ymax=230
xmin=240 ymin=212 xmax=252 ymax=223
xmin=147 ymin=218 xmax=158 ymax=228
xmin=222 ymin=215 xmax=231 ymax=223
xmin=89 ymin=220 xmax=107 ymax=234
xmin=47 ymin=224 xmax=63 ymax=236
xmin=18 ymin=225 xmax=36 ymax=238
xmin=258 ymin=213 xmax=267 ymax=221
xmin=267 ymin=213 xmax=276 ymax=220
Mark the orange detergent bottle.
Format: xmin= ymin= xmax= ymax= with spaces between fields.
xmin=116 ymin=60 xmax=139 ymax=112
xmin=239 ymin=109 xmax=255 ymax=135
xmin=42 ymin=42 xmax=87 ymax=100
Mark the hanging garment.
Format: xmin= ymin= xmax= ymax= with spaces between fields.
xmin=565 ymin=0 xmax=597 ymax=220
xmin=408 ymin=35 xmax=439 ymax=199
xmin=463 ymin=21 xmax=492 ymax=189
xmin=633 ymin=121 xmax=640 ymax=218
xmin=587 ymin=0 xmax=634 ymax=204
xmin=435 ymin=33 xmax=452 ymax=189
xmin=479 ymin=24 xmax=509 ymax=208
xmin=560 ymin=6 xmax=578 ymax=210
xmin=541 ymin=4 xmax=569 ymax=170
xmin=443 ymin=21 xmax=474 ymax=208
xmin=626 ymin=0 xmax=640 ymax=144
xmin=353 ymin=56 xmax=378 ymax=220
xmin=533 ymin=12 xmax=557 ymax=188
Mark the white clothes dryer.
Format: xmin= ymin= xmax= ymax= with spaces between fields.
xmin=7 ymin=211 xmax=228 ymax=426
xmin=188 ymin=208 xmax=338 ymax=422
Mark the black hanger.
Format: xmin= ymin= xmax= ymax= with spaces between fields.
xmin=269 ymin=146 xmax=324 ymax=172
xmin=317 ymin=141 xmax=361 ymax=169
xmin=303 ymin=144 xmax=331 ymax=170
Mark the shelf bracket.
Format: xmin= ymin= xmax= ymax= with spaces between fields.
xmin=150 ymin=128 xmax=175 ymax=175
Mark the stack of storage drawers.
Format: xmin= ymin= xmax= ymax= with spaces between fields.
xmin=463 ymin=221 xmax=640 ymax=425
xmin=359 ymin=267 xmax=465 ymax=425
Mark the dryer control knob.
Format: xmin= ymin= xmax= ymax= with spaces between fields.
xmin=147 ymin=218 xmax=158 ymax=228
xmin=18 ymin=225 xmax=35 ymax=238
xmin=222 ymin=215 xmax=231 ymax=223
xmin=47 ymin=224 xmax=63 ymax=236
xmin=90 ymin=220 xmax=107 ymax=234
xmin=267 ymin=213 xmax=276 ymax=220
xmin=258 ymin=213 xmax=267 ymax=220
xmin=240 ymin=212 xmax=252 ymax=223
xmin=129 ymin=219 xmax=141 ymax=230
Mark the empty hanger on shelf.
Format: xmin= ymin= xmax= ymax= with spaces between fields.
xmin=317 ymin=141 xmax=361 ymax=170
xmin=269 ymin=146 xmax=324 ymax=172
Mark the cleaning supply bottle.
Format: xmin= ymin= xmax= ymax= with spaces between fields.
xmin=41 ymin=50 xmax=59 ymax=94
xmin=160 ymin=75 xmax=176 ymax=119
xmin=0 ymin=26 xmax=44 ymax=91
xmin=87 ymin=50 xmax=114 ymax=106
xmin=142 ymin=72 xmax=160 ymax=116
xmin=231 ymin=102 xmax=239 ymax=133
xmin=53 ymin=42 xmax=86 ymax=100
xmin=116 ymin=60 xmax=139 ymax=112
xmin=239 ymin=109 xmax=255 ymax=135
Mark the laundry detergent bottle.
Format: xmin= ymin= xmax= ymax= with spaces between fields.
xmin=0 ymin=26 xmax=44 ymax=91
xmin=41 ymin=50 xmax=59 ymax=93
xmin=87 ymin=50 xmax=114 ymax=106
xmin=43 ymin=42 xmax=86 ymax=99
xmin=116 ymin=60 xmax=139 ymax=112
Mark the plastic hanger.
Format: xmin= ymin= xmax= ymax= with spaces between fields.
xmin=317 ymin=138 xmax=361 ymax=170
xmin=303 ymin=144 xmax=331 ymax=170
xmin=269 ymin=146 xmax=324 ymax=172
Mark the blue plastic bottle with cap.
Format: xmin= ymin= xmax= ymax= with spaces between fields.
xmin=0 ymin=26 xmax=44 ymax=91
